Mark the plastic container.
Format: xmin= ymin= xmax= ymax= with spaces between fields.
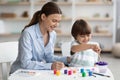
xmin=95 ymin=61 xmax=108 ymax=73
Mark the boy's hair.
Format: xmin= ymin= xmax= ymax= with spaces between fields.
xmin=71 ymin=19 xmax=91 ymax=40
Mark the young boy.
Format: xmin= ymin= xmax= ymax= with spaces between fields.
xmin=69 ymin=19 xmax=101 ymax=67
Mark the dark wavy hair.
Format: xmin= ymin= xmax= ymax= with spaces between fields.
xmin=22 ymin=2 xmax=62 ymax=32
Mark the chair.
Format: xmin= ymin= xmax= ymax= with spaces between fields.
xmin=61 ymin=41 xmax=71 ymax=56
xmin=0 ymin=41 xmax=18 ymax=80
xmin=0 ymin=20 xmax=5 ymax=34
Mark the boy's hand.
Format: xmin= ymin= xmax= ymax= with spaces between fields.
xmin=91 ymin=44 xmax=101 ymax=54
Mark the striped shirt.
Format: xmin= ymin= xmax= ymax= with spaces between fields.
xmin=69 ymin=40 xmax=98 ymax=67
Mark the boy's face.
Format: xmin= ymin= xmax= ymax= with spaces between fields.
xmin=76 ymin=34 xmax=91 ymax=44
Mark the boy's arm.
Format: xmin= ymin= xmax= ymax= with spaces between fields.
xmin=71 ymin=44 xmax=92 ymax=53
xmin=71 ymin=43 xmax=101 ymax=53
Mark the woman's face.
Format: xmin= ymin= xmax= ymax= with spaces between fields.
xmin=42 ymin=14 xmax=62 ymax=32
xmin=76 ymin=34 xmax=91 ymax=44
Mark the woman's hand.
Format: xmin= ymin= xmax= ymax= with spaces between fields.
xmin=51 ymin=61 xmax=65 ymax=70
xmin=67 ymin=56 xmax=71 ymax=64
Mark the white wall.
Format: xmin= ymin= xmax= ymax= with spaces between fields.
xmin=116 ymin=0 xmax=120 ymax=42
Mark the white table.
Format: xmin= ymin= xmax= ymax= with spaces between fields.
xmin=8 ymin=67 xmax=114 ymax=80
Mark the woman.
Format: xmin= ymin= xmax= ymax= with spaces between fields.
xmin=10 ymin=2 xmax=71 ymax=74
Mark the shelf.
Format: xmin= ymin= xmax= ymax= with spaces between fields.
xmin=76 ymin=1 xmax=113 ymax=6
xmin=0 ymin=0 xmax=115 ymax=52
xmin=0 ymin=1 xmax=113 ymax=6
xmin=0 ymin=17 xmax=30 ymax=21
xmin=0 ymin=32 xmax=111 ymax=37
xmin=93 ymin=33 xmax=112 ymax=37
xmin=0 ymin=33 xmax=70 ymax=37
xmin=62 ymin=17 xmax=72 ymax=21
xmin=55 ymin=2 xmax=72 ymax=6
xmin=76 ymin=17 xmax=113 ymax=21
xmin=57 ymin=33 xmax=71 ymax=37
xmin=0 ymin=33 xmax=20 ymax=37
xmin=0 ymin=1 xmax=72 ymax=6
xmin=34 ymin=2 xmax=72 ymax=6
xmin=0 ymin=2 xmax=30 ymax=6
xmin=0 ymin=17 xmax=71 ymax=21
xmin=33 ymin=1 xmax=113 ymax=6
xmin=56 ymin=32 xmax=112 ymax=37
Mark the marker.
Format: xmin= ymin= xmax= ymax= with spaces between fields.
xmin=20 ymin=71 xmax=30 ymax=73
xmin=92 ymin=75 xmax=96 ymax=77
xmin=93 ymin=72 xmax=110 ymax=78
xmin=20 ymin=71 xmax=36 ymax=74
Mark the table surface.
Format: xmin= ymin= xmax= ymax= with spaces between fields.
xmin=8 ymin=67 xmax=114 ymax=80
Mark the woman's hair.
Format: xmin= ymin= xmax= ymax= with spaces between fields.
xmin=22 ymin=2 xmax=62 ymax=32
xmin=71 ymin=19 xmax=91 ymax=40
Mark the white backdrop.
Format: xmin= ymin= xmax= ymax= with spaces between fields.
xmin=116 ymin=0 xmax=120 ymax=42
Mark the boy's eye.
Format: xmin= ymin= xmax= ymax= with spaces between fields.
xmin=87 ymin=34 xmax=89 ymax=36
xmin=52 ymin=19 xmax=57 ymax=22
xmin=87 ymin=34 xmax=90 ymax=37
xmin=80 ymin=35 xmax=85 ymax=37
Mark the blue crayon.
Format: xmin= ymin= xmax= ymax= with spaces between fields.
xmin=80 ymin=68 xmax=84 ymax=73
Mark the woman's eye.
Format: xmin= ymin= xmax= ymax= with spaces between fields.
xmin=52 ymin=19 xmax=60 ymax=23
xmin=52 ymin=19 xmax=57 ymax=22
